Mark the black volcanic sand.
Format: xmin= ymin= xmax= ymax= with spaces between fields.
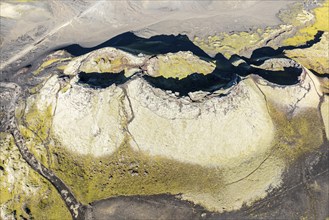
xmin=89 ymin=194 xmax=207 ymax=220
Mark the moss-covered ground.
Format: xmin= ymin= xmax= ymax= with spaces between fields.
xmin=283 ymin=0 xmax=329 ymax=46
xmin=193 ymin=1 xmax=328 ymax=56
xmin=0 ymin=133 xmax=71 ymax=220
xmin=49 ymin=137 xmax=224 ymax=204
xmin=154 ymin=54 xmax=216 ymax=79
xmin=268 ymin=103 xmax=324 ymax=163
xmin=15 ymin=79 xmax=325 ymax=212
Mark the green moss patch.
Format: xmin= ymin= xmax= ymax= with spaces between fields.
xmin=269 ymin=104 xmax=324 ymax=163
xmin=152 ymin=53 xmax=216 ymax=79
xmin=49 ymin=137 xmax=224 ymax=204
xmin=0 ymin=133 xmax=71 ymax=220
xmin=24 ymin=103 xmax=53 ymax=141
xmin=283 ymin=0 xmax=329 ymax=46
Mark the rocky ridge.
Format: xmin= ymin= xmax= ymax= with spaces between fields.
xmin=1 ymin=44 xmax=325 ymax=219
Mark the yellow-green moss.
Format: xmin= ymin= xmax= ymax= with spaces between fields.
xmin=34 ymin=57 xmax=72 ymax=76
xmin=28 ymin=82 xmax=45 ymax=94
xmin=0 ymin=133 xmax=70 ymax=219
xmin=194 ymin=1 xmax=327 ymax=56
xmin=19 ymin=101 xmax=54 ymax=168
xmin=49 ymin=137 xmax=224 ymax=204
xmin=193 ymin=26 xmax=291 ymax=58
xmin=80 ymin=55 xmax=128 ymax=74
xmin=33 ymin=58 xmax=61 ymax=76
xmin=285 ymin=32 xmax=329 ymax=74
xmin=24 ymin=103 xmax=53 ymax=141
xmin=60 ymin=83 xmax=72 ymax=94
xmin=154 ymin=54 xmax=216 ymax=79
xmin=283 ymin=0 xmax=329 ymax=46
xmin=57 ymin=65 xmax=67 ymax=71
xmin=268 ymin=104 xmax=324 ymax=162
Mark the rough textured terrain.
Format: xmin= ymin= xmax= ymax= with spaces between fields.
xmin=0 ymin=0 xmax=328 ymax=220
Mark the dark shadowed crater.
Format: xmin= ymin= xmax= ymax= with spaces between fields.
xmin=143 ymin=72 xmax=238 ymax=96
xmin=63 ymin=32 xmax=305 ymax=89
xmin=78 ymin=71 xmax=129 ymax=88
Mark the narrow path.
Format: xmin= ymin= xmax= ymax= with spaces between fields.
xmin=1 ymin=82 xmax=87 ymax=220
